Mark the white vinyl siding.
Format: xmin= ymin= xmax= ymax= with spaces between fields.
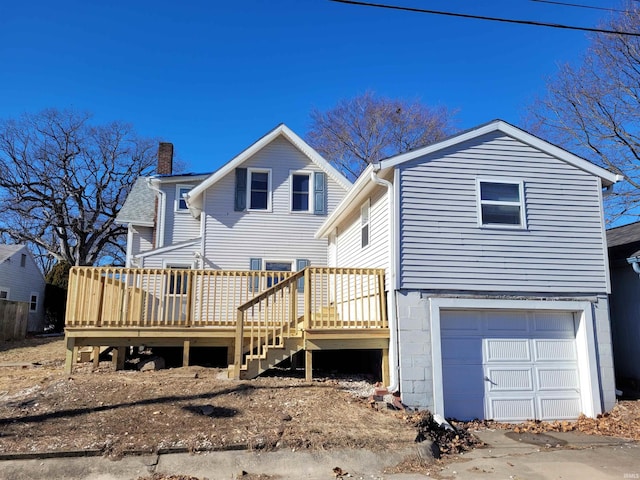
xmin=202 ymin=137 xmax=348 ymax=269
xmin=162 ymin=181 xmax=201 ymax=245
xmin=130 ymin=226 xmax=155 ymax=256
xmin=399 ymin=132 xmax=609 ymax=293
xmin=334 ymin=186 xmax=390 ymax=287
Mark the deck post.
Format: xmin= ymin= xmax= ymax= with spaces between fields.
xmin=92 ymin=346 xmax=100 ymax=369
xmin=64 ymin=335 xmax=75 ymax=374
xmin=305 ymin=349 xmax=313 ymax=382
xmin=113 ymin=347 xmax=126 ymax=371
xmin=304 ymin=269 xmax=312 ymax=330
xmin=233 ymin=309 xmax=244 ymax=380
xmin=183 ymin=339 xmax=191 ymax=367
xmin=381 ymin=347 xmax=390 ymax=386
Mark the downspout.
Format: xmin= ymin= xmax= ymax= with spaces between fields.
xmin=370 ymin=168 xmax=399 ymax=393
xmin=146 ymin=178 xmax=166 ymax=249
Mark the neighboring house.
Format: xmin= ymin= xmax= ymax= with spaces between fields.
xmin=0 ymin=244 xmax=46 ymax=332
xmin=317 ymin=119 xmax=620 ymax=422
xmin=69 ymin=120 xmax=620 ymax=423
xmin=117 ymin=124 xmax=352 ymax=273
xmin=606 ymin=221 xmax=640 ymax=392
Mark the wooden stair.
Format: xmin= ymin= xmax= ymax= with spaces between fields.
xmin=229 ymin=336 xmax=304 ymax=379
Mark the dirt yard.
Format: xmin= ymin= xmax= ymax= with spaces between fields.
xmin=0 ymin=336 xmax=638 ymax=463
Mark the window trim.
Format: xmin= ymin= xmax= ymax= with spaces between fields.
xmin=162 ymin=262 xmax=194 ymax=295
xmin=247 ymin=168 xmax=272 ymax=212
xmin=0 ymin=287 xmax=9 ymax=300
xmin=29 ymin=292 xmax=38 ymax=312
xmin=175 ymin=185 xmax=192 ymax=212
xmin=361 ymin=200 xmax=370 ymax=248
xmin=476 ymin=179 xmax=526 ymax=229
xmin=289 ymin=170 xmax=313 ymax=213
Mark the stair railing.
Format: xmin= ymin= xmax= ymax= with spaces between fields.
xmin=233 ymin=269 xmax=307 ymax=379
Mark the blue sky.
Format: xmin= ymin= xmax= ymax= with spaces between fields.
xmin=1 ymin=0 xmax=613 ymax=173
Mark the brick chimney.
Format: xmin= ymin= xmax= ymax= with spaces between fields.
xmin=157 ymin=142 xmax=174 ymax=175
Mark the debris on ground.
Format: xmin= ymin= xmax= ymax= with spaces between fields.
xmin=407 ymin=410 xmax=484 ymax=455
xmin=460 ymin=400 xmax=640 ymax=441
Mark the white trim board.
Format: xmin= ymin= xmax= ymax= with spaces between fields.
xmin=428 ymin=297 xmax=601 ymax=420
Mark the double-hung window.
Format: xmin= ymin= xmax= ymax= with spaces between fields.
xmin=175 ymin=185 xmax=192 ymax=212
xmin=29 ymin=293 xmax=38 ymax=312
xmin=248 ymin=168 xmax=271 ymax=211
xmin=477 ymin=180 xmax=525 ymax=228
xmin=291 ymin=172 xmax=311 ymax=212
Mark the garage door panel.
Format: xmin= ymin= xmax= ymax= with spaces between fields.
xmin=440 ymin=310 xmax=483 ymax=333
xmin=532 ymin=312 xmax=575 ymax=336
xmin=485 ymin=311 xmax=529 ymax=333
xmin=533 ymin=339 xmax=577 ymax=362
xmin=486 ymin=367 xmax=534 ymax=392
xmin=536 ymin=367 xmax=579 ymax=391
xmin=485 ymin=339 xmax=531 ymax=362
xmin=538 ymin=397 xmax=582 ymax=420
xmin=441 ymin=338 xmax=482 ymax=363
xmin=489 ymin=397 xmax=536 ymax=422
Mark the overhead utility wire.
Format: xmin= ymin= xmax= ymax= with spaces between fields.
xmin=329 ymin=0 xmax=640 ymax=36
xmin=531 ymin=0 xmax=627 ymax=14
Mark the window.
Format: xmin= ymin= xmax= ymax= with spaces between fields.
xmin=477 ymin=180 xmax=525 ymax=227
xmin=29 ymin=293 xmax=38 ymax=312
xmin=175 ymin=185 xmax=192 ymax=212
xmin=248 ymin=169 xmax=271 ymax=211
xmin=361 ymin=201 xmax=370 ymax=248
xmin=0 ymin=288 xmax=8 ymax=300
xmin=291 ymin=173 xmax=311 ymax=212
xmin=165 ymin=264 xmax=191 ymax=294
xmin=20 ymin=254 xmax=26 ymax=267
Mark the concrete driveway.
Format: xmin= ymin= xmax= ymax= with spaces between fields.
xmin=0 ymin=429 xmax=637 ymax=479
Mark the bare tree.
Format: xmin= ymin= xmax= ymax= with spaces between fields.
xmin=307 ymin=91 xmax=457 ymax=181
xmin=527 ymin=3 xmax=640 ymax=222
xmin=0 ymin=109 xmax=157 ymax=267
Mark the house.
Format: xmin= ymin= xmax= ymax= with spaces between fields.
xmin=65 ymin=120 xmax=620 ymax=423
xmin=606 ymin=221 xmax=640 ymax=393
xmin=0 ymin=244 xmax=46 ymax=332
xmin=317 ymin=119 xmax=620 ymax=422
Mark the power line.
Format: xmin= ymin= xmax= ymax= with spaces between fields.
xmin=531 ymin=0 xmax=627 ymax=14
xmin=329 ymin=0 xmax=640 ymax=36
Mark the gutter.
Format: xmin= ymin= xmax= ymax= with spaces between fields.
xmin=369 ymin=167 xmax=399 ymax=394
xmin=146 ymin=178 xmax=166 ymax=249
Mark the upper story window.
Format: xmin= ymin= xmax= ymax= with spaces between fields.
xmin=248 ymin=168 xmax=271 ymax=211
xmin=291 ymin=172 xmax=311 ymax=212
xmin=175 ymin=185 xmax=192 ymax=212
xmin=361 ymin=200 xmax=370 ymax=248
xmin=477 ymin=180 xmax=525 ymax=228
xmin=20 ymin=254 xmax=26 ymax=267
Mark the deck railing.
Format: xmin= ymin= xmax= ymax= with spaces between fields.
xmin=65 ymin=267 xmax=295 ymax=328
xmin=233 ymin=267 xmax=387 ymax=375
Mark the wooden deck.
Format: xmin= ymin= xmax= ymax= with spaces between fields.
xmin=64 ymin=267 xmax=389 ymax=381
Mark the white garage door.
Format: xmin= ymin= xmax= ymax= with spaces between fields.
xmin=441 ymin=309 xmax=581 ymax=422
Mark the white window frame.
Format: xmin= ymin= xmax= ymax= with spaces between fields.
xmin=476 ymin=179 xmax=526 ymax=229
xmin=29 ymin=292 xmax=38 ymax=312
xmin=175 ymin=185 xmax=192 ymax=212
xmin=361 ymin=200 xmax=370 ymax=248
xmin=289 ymin=170 xmax=313 ymax=213
xmin=247 ymin=168 xmax=272 ymax=212
xmin=0 ymin=287 xmax=9 ymax=300
xmin=263 ymin=259 xmax=294 ymax=289
xmin=162 ymin=262 xmax=194 ymax=295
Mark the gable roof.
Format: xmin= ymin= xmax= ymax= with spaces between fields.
xmin=317 ymin=119 xmax=623 ymax=239
xmin=0 ymin=244 xmax=24 ymax=263
xmin=185 ymin=124 xmax=352 ymax=214
xmin=378 ymin=119 xmax=623 ymax=186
